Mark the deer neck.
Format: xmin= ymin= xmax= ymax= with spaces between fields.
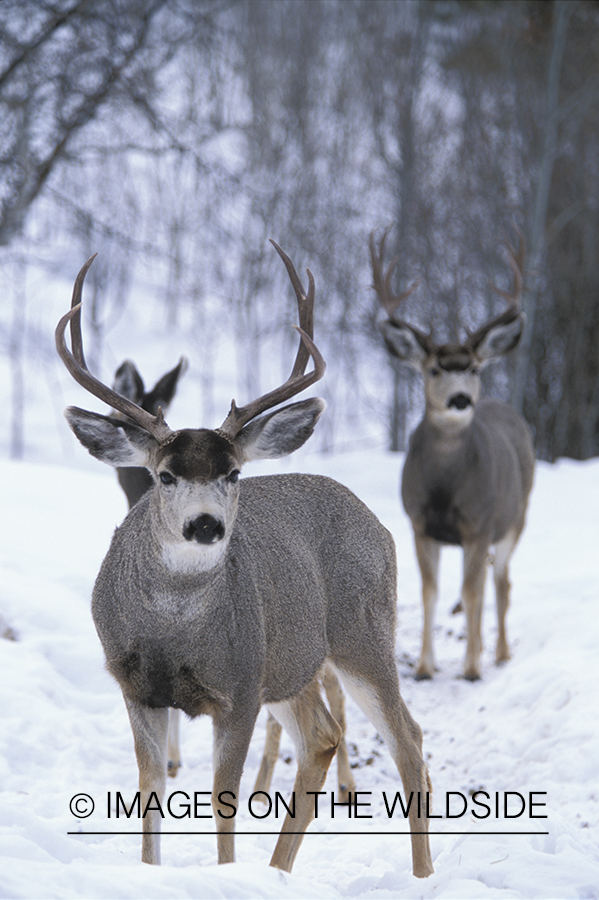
xmin=423 ymin=403 xmax=475 ymax=448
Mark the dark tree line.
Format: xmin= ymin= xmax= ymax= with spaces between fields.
xmin=1 ymin=0 xmax=598 ymax=461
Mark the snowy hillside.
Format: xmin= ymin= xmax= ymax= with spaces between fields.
xmin=0 ymin=448 xmax=598 ymax=899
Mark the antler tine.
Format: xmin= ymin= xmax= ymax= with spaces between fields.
xmin=490 ymin=225 xmax=525 ymax=307
xmin=369 ymin=226 xmax=419 ymax=319
xmin=269 ymin=239 xmax=314 ymax=378
xmin=218 ymin=243 xmax=325 ymax=439
xmin=466 ymin=228 xmax=526 ymax=349
xmin=69 ymin=253 xmax=96 ymax=367
xmin=55 ymin=256 xmax=171 ymax=441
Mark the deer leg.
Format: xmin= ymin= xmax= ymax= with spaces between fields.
xmin=251 ymin=712 xmax=282 ymax=796
xmin=267 ymin=678 xmax=341 ymax=873
xmin=124 ymin=698 xmax=169 ymax=865
xmin=322 ymin=663 xmax=355 ymax=802
xmin=334 ymin=663 xmax=433 ymax=879
xmin=414 ymin=534 xmax=440 ymax=679
xmin=211 ymin=709 xmax=259 ymax=865
xmin=461 ymin=542 xmax=489 ymax=680
xmin=492 ymin=527 xmax=520 ymax=664
xmin=167 ymin=708 xmax=182 ymax=777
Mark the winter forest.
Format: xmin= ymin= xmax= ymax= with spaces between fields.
xmin=1 ymin=0 xmax=598 ymax=464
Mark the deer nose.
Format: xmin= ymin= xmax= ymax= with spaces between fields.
xmin=448 ymin=393 xmax=472 ymax=411
xmin=183 ymin=514 xmax=225 ymax=544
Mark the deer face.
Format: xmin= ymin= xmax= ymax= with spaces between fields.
xmin=421 ymin=345 xmax=482 ymax=428
xmin=370 ymin=225 xmax=527 ymax=434
xmin=381 ymin=311 xmax=525 ymax=432
xmin=57 ymin=241 xmax=326 ymax=572
xmin=65 ymin=398 xmax=324 ymax=573
xmin=152 ymin=429 xmax=241 ymax=572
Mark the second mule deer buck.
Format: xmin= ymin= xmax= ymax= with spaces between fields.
xmin=56 ymin=242 xmax=433 ymax=877
xmin=370 ymin=228 xmax=535 ymax=681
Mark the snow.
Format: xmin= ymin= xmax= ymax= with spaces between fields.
xmin=1 ymin=447 xmax=598 ymax=899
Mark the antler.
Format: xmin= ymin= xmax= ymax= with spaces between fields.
xmin=55 ymin=255 xmax=172 ymax=442
xmin=490 ymin=225 xmax=525 ymax=306
xmin=369 ymin=226 xmax=433 ymax=352
xmin=466 ymin=227 xmax=526 ymax=350
xmin=218 ymin=241 xmax=326 ymax=439
xmin=369 ymin=226 xmax=420 ymax=318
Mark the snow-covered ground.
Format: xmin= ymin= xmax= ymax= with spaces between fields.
xmin=1 ymin=441 xmax=598 ymax=899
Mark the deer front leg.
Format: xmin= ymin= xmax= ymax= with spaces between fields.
xmin=167 ymin=708 xmax=182 ymax=777
xmin=211 ymin=708 xmax=259 ymax=864
xmin=492 ymin=527 xmax=520 ymax=664
xmin=267 ymin=678 xmax=341 ymax=873
xmin=322 ymin=663 xmax=355 ymax=801
xmin=414 ymin=534 xmax=440 ymax=679
xmin=124 ymin=698 xmax=169 ymax=865
xmin=461 ymin=541 xmax=489 ymax=680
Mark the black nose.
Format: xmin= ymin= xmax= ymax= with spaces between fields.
xmin=183 ymin=514 xmax=225 ymax=544
xmin=448 ymin=393 xmax=472 ymax=411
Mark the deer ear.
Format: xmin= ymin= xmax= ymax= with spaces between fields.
xmin=381 ymin=321 xmax=428 ymax=369
xmin=112 ymin=361 xmax=145 ymax=405
xmin=235 ymin=398 xmax=325 ymax=462
xmin=144 ymin=357 xmax=188 ymax=415
xmin=64 ymin=407 xmax=157 ymax=468
xmin=474 ymin=312 xmax=525 ymax=363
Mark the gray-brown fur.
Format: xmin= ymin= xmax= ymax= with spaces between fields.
xmin=372 ymin=228 xmax=535 ymax=681
xmin=66 ymin=408 xmax=433 ymax=876
xmin=94 ymin=474 xmax=397 ymax=713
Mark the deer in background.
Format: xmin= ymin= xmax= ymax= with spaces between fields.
xmin=56 ymin=243 xmax=433 ymax=877
xmin=109 ymin=356 xmax=188 ymax=778
xmin=112 ymin=357 xmax=188 ymax=509
xmin=370 ymin=228 xmax=535 ymax=681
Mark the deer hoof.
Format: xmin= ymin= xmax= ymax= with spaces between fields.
xmin=463 ymin=669 xmax=481 ymax=682
xmin=415 ymin=668 xmax=433 ymax=682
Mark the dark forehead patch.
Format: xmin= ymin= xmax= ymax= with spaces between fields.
xmin=435 ymin=344 xmax=475 ymax=372
xmin=157 ymin=429 xmax=238 ymax=480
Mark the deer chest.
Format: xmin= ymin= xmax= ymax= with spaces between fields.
xmin=420 ymin=485 xmax=463 ymax=545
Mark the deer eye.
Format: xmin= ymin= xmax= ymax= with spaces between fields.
xmin=226 ymin=469 xmax=240 ymax=484
xmin=159 ymin=471 xmax=176 ymax=486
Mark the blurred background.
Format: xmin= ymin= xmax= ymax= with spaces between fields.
xmin=1 ymin=0 xmax=597 ymax=466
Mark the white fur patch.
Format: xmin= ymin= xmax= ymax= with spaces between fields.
xmin=330 ymin=664 xmax=398 ymax=758
xmin=161 ymin=537 xmax=229 ymax=574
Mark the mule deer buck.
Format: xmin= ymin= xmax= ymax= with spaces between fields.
xmin=56 ymin=243 xmax=433 ymax=877
xmin=370 ymin=228 xmax=535 ymax=682
xmin=107 ymin=338 xmax=354 ymax=797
